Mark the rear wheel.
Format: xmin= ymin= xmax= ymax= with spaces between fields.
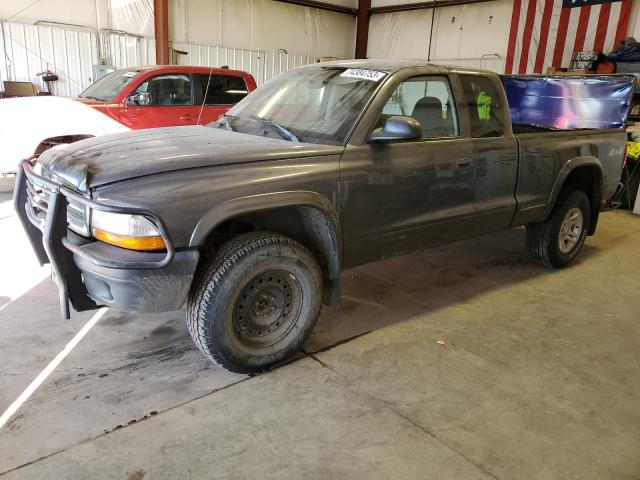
xmin=526 ymin=189 xmax=591 ymax=268
xmin=186 ymin=231 xmax=322 ymax=373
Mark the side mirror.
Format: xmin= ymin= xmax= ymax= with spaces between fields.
xmin=368 ymin=115 xmax=422 ymax=143
xmin=127 ymin=92 xmax=151 ymax=106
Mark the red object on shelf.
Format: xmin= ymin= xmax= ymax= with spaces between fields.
xmin=597 ymin=62 xmax=616 ymax=74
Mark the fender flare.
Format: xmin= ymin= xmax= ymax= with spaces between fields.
xmin=189 ymin=190 xmax=342 ymax=305
xmin=541 ymin=156 xmax=603 ymax=222
xmin=189 ymin=190 xmax=340 ymax=247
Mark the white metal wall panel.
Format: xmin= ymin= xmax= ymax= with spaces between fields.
xmin=0 ymin=22 xmax=153 ymax=96
xmin=1 ymin=22 xmax=321 ymax=96
xmin=0 ymin=22 xmax=96 ymax=96
xmin=367 ymin=2 xmax=512 ymax=72
xmin=170 ymin=0 xmax=355 ymax=59
xmin=432 ymin=56 xmax=506 ymax=73
xmin=104 ymin=32 xmax=156 ymax=69
xmin=171 ymin=41 xmax=319 ymax=85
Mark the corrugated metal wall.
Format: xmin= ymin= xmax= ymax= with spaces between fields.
xmin=101 ymin=31 xmax=156 ymax=71
xmin=0 ymin=22 xmax=98 ymax=97
xmin=431 ymin=56 xmax=505 ymax=73
xmin=0 ymin=21 xmax=320 ymax=97
xmin=171 ymin=41 xmax=319 ymax=85
xmin=0 ymin=22 xmax=155 ymax=96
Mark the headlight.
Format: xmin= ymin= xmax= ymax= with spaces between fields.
xmin=91 ymin=210 xmax=166 ymax=251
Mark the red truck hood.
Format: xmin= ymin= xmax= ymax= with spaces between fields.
xmin=37 ymin=126 xmax=343 ymax=191
xmin=74 ymin=97 xmax=115 ymax=110
xmin=75 ymin=97 xmax=105 ymax=105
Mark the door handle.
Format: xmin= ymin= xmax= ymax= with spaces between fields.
xmin=455 ymin=158 xmax=473 ymax=170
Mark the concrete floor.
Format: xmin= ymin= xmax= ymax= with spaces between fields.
xmin=1 ymin=177 xmax=640 ymax=479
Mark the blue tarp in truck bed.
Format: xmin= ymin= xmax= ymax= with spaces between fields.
xmin=501 ymin=75 xmax=635 ymax=130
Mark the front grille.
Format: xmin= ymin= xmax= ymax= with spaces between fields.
xmin=25 ymin=171 xmax=89 ymax=236
xmin=67 ymin=200 xmax=88 ymax=235
xmin=25 ymin=175 xmax=50 ymax=227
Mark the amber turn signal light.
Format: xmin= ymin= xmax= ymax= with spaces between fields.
xmin=93 ymin=228 xmax=166 ymax=251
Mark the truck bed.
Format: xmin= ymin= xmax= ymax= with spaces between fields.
xmin=512 ymin=128 xmax=627 ymax=226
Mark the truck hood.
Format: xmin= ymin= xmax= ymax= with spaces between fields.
xmin=38 ymin=126 xmax=342 ymax=191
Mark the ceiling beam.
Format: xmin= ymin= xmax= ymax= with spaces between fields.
xmin=355 ymin=0 xmax=371 ymax=58
xmin=369 ymin=0 xmax=495 ymax=15
xmin=272 ymin=0 xmax=357 ymax=15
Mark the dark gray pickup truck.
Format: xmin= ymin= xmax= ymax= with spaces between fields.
xmin=16 ymin=61 xmax=630 ymax=372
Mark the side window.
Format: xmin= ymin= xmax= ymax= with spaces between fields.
xmin=382 ymin=75 xmax=459 ymax=138
xmin=135 ymin=74 xmax=192 ymax=106
xmin=459 ymin=75 xmax=505 ymax=138
xmin=199 ymin=74 xmax=249 ymax=105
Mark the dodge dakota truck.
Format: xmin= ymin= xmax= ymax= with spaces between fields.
xmin=15 ymin=61 xmax=633 ymax=373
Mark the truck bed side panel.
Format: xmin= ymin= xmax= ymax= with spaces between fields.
xmin=512 ymin=129 xmax=626 ymax=226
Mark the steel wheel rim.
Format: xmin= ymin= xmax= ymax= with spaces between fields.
xmin=558 ymin=207 xmax=584 ymax=254
xmin=232 ymin=269 xmax=302 ymax=348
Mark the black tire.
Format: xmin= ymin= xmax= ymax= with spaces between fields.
xmin=186 ymin=231 xmax=323 ymax=373
xmin=526 ymin=189 xmax=591 ymax=268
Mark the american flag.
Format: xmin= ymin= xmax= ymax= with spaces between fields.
xmin=505 ymin=0 xmax=634 ymax=74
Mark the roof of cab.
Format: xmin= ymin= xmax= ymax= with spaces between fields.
xmin=299 ymin=59 xmax=493 ymax=75
xmin=119 ymin=65 xmax=252 ymax=77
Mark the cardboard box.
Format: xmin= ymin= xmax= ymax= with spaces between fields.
xmin=566 ymin=69 xmax=596 ymax=74
xmin=545 ymin=69 xmax=596 ymax=76
xmin=2 ymin=81 xmax=36 ymax=97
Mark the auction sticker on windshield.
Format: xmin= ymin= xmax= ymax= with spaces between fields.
xmin=340 ymin=69 xmax=387 ymax=82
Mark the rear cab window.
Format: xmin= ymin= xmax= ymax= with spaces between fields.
xmin=459 ymin=74 xmax=506 ymax=138
xmin=196 ymin=74 xmax=249 ymax=105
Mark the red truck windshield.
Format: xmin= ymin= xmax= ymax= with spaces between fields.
xmin=79 ymin=69 xmax=141 ymax=101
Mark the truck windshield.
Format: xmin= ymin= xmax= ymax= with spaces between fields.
xmin=79 ymin=69 xmax=141 ymax=101
xmin=212 ymin=66 xmax=388 ymax=145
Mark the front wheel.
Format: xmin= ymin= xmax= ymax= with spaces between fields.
xmin=186 ymin=232 xmax=323 ymax=373
xmin=526 ymin=189 xmax=591 ymax=268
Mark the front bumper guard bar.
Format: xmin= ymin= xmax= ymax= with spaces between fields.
xmin=14 ymin=159 xmax=176 ymax=319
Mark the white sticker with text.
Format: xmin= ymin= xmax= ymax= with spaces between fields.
xmin=340 ymin=69 xmax=387 ymax=82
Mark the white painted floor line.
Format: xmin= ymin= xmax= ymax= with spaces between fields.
xmin=0 ymin=307 xmax=108 ymax=430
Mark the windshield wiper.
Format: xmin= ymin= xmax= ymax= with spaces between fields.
xmin=81 ymin=95 xmax=101 ymax=101
xmin=250 ymin=115 xmax=299 ymax=142
xmin=218 ymin=114 xmax=237 ymax=132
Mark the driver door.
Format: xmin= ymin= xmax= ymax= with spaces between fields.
xmin=119 ymin=73 xmax=198 ymax=129
xmin=340 ymin=73 xmax=476 ymax=268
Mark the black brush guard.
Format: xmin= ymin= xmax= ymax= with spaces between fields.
xmin=14 ymin=159 xmax=175 ymax=319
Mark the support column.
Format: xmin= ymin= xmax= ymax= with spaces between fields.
xmin=154 ymin=0 xmax=169 ymax=65
xmin=355 ymin=0 xmax=370 ymax=59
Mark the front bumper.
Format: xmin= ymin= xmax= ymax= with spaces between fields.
xmin=14 ymin=160 xmax=198 ymax=318
xmin=73 ymin=243 xmax=198 ymax=313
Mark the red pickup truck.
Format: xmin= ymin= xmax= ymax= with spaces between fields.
xmin=77 ymin=65 xmax=257 ymax=129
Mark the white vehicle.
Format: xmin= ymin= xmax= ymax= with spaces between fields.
xmin=0 ymin=96 xmax=128 ymax=175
